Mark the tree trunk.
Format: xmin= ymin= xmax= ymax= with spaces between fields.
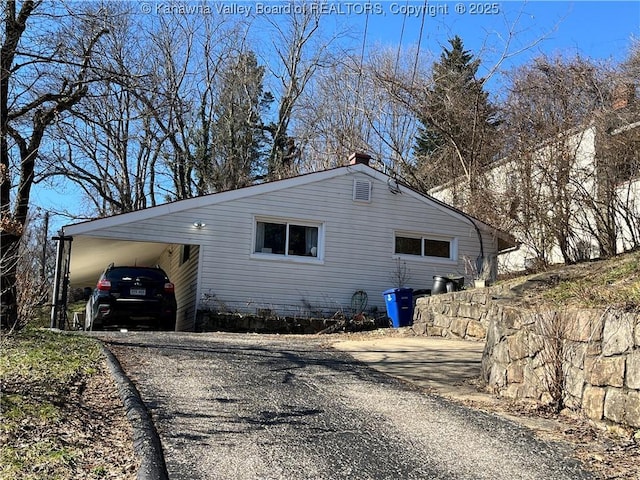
xmin=1 ymin=0 xmax=107 ymax=327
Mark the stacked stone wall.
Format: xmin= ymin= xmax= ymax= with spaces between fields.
xmin=413 ymin=291 xmax=640 ymax=429
xmin=412 ymin=289 xmax=498 ymax=341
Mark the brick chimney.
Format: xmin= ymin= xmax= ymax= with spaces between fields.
xmin=348 ymin=152 xmax=372 ymax=166
xmin=613 ymin=83 xmax=635 ymax=110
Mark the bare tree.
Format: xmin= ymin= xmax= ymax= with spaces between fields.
xmin=50 ymin=9 xmax=251 ymax=210
xmin=129 ymin=12 xmax=245 ymax=201
xmin=295 ymin=48 xmax=420 ymax=173
xmin=1 ymin=0 xmax=107 ymax=325
xmin=593 ymin=42 xmax=640 ymax=255
xmin=258 ymin=4 xmax=340 ymax=179
xmin=365 ymin=48 xmax=423 ymax=174
xmin=502 ymin=54 xmax=611 ymax=264
xmin=10 ymin=210 xmax=55 ymax=332
xmin=46 ymin=5 xmax=163 ymax=216
xmin=139 ymin=13 xmax=205 ymax=201
xmin=294 ymin=55 xmax=369 ymax=170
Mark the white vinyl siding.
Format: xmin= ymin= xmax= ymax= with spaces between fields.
xmin=66 ymin=167 xmax=498 ymax=319
xmin=191 ymin=174 xmax=482 ymax=313
xmin=159 ymin=244 xmax=199 ymax=331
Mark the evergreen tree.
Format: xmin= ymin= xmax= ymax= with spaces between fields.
xmin=413 ymin=36 xmax=498 ymax=195
xmin=194 ymin=51 xmax=272 ymax=193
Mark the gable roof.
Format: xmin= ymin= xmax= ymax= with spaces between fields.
xmin=65 ymin=164 xmax=354 ymax=234
xmin=63 ymin=163 xmax=516 ymax=250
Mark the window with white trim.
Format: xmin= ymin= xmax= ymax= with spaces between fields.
xmin=394 ymin=233 xmax=455 ymax=260
xmin=254 ymin=219 xmax=320 ymax=258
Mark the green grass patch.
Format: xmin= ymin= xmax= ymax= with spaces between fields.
xmin=0 ymin=328 xmax=102 ymax=479
xmin=603 ymin=257 xmax=640 ymax=283
xmin=0 ymin=441 xmax=78 ymax=480
xmin=542 ymin=251 xmax=640 ymax=309
xmin=0 ymin=393 xmax=61 ymax=431
xmin=0 ymin=328 xmax=100 ymax=383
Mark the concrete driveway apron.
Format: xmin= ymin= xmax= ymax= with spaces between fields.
xmin=331 ymin=336 xmax=488 ymax=402
xmin=104 ymin=332 xmax=592 ymax=480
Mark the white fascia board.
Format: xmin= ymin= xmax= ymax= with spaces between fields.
xmin=64 ymin=166 xmax=357 ymax=236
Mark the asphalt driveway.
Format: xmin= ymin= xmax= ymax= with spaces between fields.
xmin=102 ymin=332 xmax=591 ymax=480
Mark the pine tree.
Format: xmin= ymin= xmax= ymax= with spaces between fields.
xmin=194 ymin=51 xmax=272 ymax=193
xmin=413 ymin=36 xmax=498 ymax=195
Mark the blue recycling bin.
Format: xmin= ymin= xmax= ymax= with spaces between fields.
xmin=382 ymin=288 xmax=414 ymax=328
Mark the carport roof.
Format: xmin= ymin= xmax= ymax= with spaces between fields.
xmin=67 ymin=237 xmax=173 ymax=288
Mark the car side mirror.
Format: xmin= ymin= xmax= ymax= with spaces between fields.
xmin=83 ymin=287 xmax=93 ymax=301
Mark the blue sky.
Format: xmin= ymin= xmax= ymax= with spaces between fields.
xmin=32 ymin=0 xmax=640 ymax=228
xmin=354 ymin=1 xmax=638 ymax=74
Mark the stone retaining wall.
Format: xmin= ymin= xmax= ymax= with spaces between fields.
xmin=414 ymin=291 xmax=640 ymax=429
xmin=412 ymin=289 xmax=499 ymax=341
xmin=196 ymin=310 xmax=340 ymax=334
xmin=482 ymin=307 xmax=640 ymax=428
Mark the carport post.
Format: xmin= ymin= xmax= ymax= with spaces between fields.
xmin=50 ymin=233 xmax=73 ymax=329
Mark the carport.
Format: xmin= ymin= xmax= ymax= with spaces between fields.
xmin=51 ymin=230 xmax=201 ymax=331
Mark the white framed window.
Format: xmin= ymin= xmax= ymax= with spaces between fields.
xmin=253 ymin=217 xmax=323 ymax=261
xmin=394 ymin=232 xmax=457 ymax=261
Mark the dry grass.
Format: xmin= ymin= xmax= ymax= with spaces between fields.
xmin=495 ymin=250 xmax=640 ymax=310
xmin=0 ymin=329 xmax=137 ymax=479
xmin=540 ymin=252 xmax=640 ymax=309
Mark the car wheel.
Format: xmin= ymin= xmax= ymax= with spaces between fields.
xmin=161 ymin=319 xmax=176 ymax=331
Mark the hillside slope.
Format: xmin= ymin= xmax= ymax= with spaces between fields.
xmin=496 ymin=250 xmax=640 ymax=310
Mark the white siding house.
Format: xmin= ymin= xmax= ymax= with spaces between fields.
xmin=62 ymin=159 xmax=514 ymax=331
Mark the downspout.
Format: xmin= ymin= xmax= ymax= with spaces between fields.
xmin=379 ymin=165 xmax=494 ymax=279
xmin=458 ymin=212 xmax=486 ymax=278
xmin=470 ymin=218 xmax=486 ymax=274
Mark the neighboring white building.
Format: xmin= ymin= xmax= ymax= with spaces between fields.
xmin=59 ymin=154 xmax=515 ymax=331
xmin=430 ymin=118 xmax=640 ymax=273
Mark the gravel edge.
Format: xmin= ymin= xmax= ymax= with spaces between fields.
xmin=100 ymin=343 xmax=169 ymax=480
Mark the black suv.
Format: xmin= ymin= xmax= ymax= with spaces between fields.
xmin=85 ymin=265 xmax=177 ymax=331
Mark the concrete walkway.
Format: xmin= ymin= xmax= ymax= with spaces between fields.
xmin=331 ymin=336 xmax=493 ymax=403
xmin=332 ymin=334 xmax=595 ymax=448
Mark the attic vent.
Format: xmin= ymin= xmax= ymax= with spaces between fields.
xmin=353 ymin=179 xmax=372 ymax=202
